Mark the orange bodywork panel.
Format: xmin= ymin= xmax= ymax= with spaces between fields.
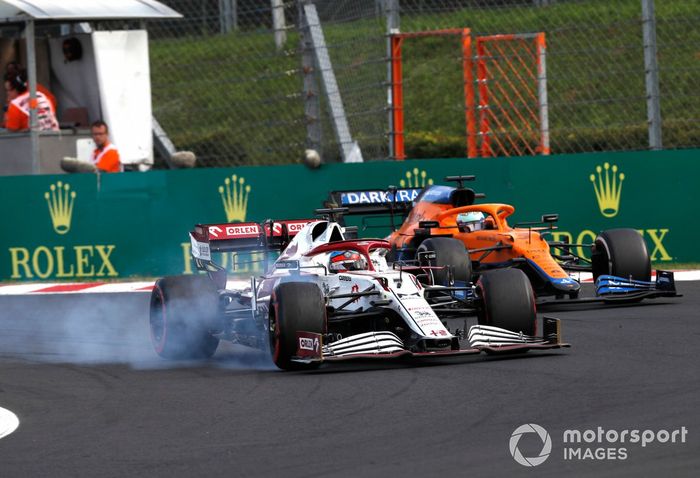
xmin=388 ymin=202 xmax=568 ymax=279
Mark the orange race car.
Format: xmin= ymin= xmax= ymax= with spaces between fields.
xmin=327 ymin=176 xmax=679 ymax=304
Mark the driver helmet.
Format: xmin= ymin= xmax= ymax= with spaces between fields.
xmin=329 ymin=250 xmax=367 ymax=272
xmin=456 ymin=211 xmax=486 ymax=231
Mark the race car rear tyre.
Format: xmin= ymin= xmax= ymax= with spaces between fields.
xmin=269 ymin=282 xmax=326 ymax=370
xmin=150 ymin=275 xmax=221 ymax=360
xmin=416 ymin=237 xmax=472 ymax=286
xmin=591 ymin=229 xmax=651 ymax=282
xmin=477 ymin=268 xmax=536 ymax=336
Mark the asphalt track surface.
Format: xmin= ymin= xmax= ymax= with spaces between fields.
xmin=0 ymin=283 xmax=698 ymax=477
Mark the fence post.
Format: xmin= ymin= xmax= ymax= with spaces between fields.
xmin=302 ymin=1 xmax=363 ymax=162
xmin=461 ymin=29 xmax=477 ymax=159
xmin=299 ymin=1 xmax=322 ymax=155
xmin=26 ymin=19 xmax=40 ymax=174
xmin=385 ymin=0 xmax=400 ymax=159
xmin=536 ymin=33 xmax=550 ymax=155
xmin=200 ymin=0 xmax=208 ymax=35
xmin=219 ymin=0 xmax=238 ymax=34
xmin=272 ymin=0 xmax=287 ymax=50
xmin=641 ymin=0 xmax=662 ymax=150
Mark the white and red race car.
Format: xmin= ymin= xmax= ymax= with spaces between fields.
xmin=149 ymin=213 xmax=569 ymax=370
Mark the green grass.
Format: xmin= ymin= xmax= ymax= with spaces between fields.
xmin=150 ymin=1 xmax=700 ymax=165
xmin=150 ymin=31 xmax=305 ymax=166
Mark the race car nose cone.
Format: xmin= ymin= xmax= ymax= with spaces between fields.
xmin=551 ymin=277 xmax=581 ymax=291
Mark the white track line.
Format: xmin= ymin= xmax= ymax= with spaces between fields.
xmin=0 ymin=407 xmax=19 ymax=440
xmin=575 ymin=270 xmax=700 ymax=283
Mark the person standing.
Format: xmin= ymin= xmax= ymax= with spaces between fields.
xmin=4 ymin=62 xmax=57 ymax=112
xmin=90 ymin=120 xmax=122 ymax=173
xmin=3 ymin=70 xmax=59 ymax=132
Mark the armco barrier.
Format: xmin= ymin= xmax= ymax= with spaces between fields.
xmin=1 ymin=149 xmax=697 ymax=282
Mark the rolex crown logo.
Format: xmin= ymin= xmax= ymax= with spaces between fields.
xmin=590 ymin=162 xmax=624 ymax=218
xmin=45 ymin=181 xmax=76 ymax=235
xmin=399 ymin=168 xmax=434 ymax=188
xmin=219 ymin=174 xmax=251 ymax=222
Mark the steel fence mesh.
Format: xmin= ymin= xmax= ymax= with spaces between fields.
xmin=150 ymin=1 xmax=304 ymax=167
xmin=655 ymin=0 xmax=700 ymax=148
xmin=399 ymin=32 xmax=468 ymax=157
xmin=396 ymin=0 xmax=700 ymax=156
xmin=148 ymin=1 xmax=700 ymax=167
xmin=310 ymin=0 xmax=388 ymax=162
xmin=476 ymin=34 xmax=547 ymax=157
xmin=398 ymin=0 xmax=649 ymax=155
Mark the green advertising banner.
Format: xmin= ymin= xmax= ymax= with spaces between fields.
xmin=1 ymin=149 xmax=698 ymax=282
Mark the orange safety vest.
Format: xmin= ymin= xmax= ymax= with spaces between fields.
xmin=37 ymin=84 xmax=57 ymax=113
xmin=4 ymin=91 xmax=59 ymax=132
xmin=92 ymin=142 xmax=122 ymax=173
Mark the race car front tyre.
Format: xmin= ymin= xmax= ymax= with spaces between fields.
xmin=150 ymin=275 xmax=221 ymax=360
xmin=591 ymin=228 xmax=651 ymax=282
xmin=416 ymin=237 xmax=472 ymax=286
xmin=269 ymin=282 xmax=326 ymax=370
xmin=477 ymin=268 xmax=536 ymax=336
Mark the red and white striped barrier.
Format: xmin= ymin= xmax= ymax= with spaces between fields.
xmin=0 ymin=281 xmax=155 ymax=295
xmin=0 ymin=272 xmax=698 ymax=296
xmin=0 ymin=280 xmax=250 ymax=296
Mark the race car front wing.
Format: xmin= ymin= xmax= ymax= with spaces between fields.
xmin=290 ymin=317 xmax=569 ymax=365
xmin=537 ymin=270 xmax=681 ymax=306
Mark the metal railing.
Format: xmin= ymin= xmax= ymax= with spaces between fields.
xmin=149 ymin=0 xmax=700 ymax=166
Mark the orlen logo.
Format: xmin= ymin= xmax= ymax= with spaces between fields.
xmin=270 ymin=221 xmax=310 ymax=236
xmin=224 ymin=225 xmax=259 ymax=237
xmin=208 ymin=223 xmax=261 ymax=239
xmin=299 ymin=337 xmax=319 ymax=352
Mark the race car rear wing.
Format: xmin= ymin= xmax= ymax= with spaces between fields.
xmin=325 ymin=187 xmax=421 ymax=216
xmin=325 ymin=177 xmax=486 ymax=219
xmin=190 ymin=219 xmax=315 ymax=260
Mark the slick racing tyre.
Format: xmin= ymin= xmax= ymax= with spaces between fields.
xmin=416 ymin=237 xmax=472 ymax=286
xmin=591 ymin=228 xmax=651 ymax=282
xmin=477 ymin=268 xmax=536 ymax=336
xmin=150 ymin=275 xmax=221 ymax=360
xmin=269 ymin=282 xmax=326 ymax=371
